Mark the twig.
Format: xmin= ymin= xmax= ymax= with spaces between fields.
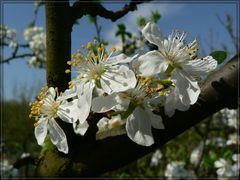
xmin=71 ymin=0 xmax=152 ymax=25
xmin=1 ymin=53 xmax=34 ymax=64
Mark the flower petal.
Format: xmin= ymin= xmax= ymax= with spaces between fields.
xmin=92 ymin=93 xmax=118 ymax=113
xmin=48 ymin=119 xmax=68 ymax=154
xmin=146 ymin=108 xmax=164 ymax=129
xmin=126 ymin=107 xmax=154 ymax=146
xmin=138 ymin=51 xmax=168 ymax=76
xmin=109 ymin=53 xmax=138 ymax=65
xmin=73 ymin=120 xmax=89 ymax=136
xmin=57 ymin=99 xmax=79 ymax=123
xmin=142 ymin=22 xmax=162 ymax=47
xmin=77 ymin=81 xmax=95 ymax=124
xmin=34 ymin=118 xmax=48 ymax=146
xmin=172 ymin=69 xmax=200 ymax=105
xmin=181 ymin=56 xmax=217 ymax=76
xmin=101 ymin=65 xmax=136 ymax=94
xmin=164 ymin=88 xmax=190 ymax=117
xmin=48 ymin=87 xmax=56 ymax=98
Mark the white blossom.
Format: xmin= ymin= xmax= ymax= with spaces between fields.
xmin=23 ymin=26 xmax=46 ymax=68
xmin=190 ymin=142 xmax=204 ymax=166
xmin=67 ymin=42 xmax=137 ymax=134
xmin=214 ymin=158 xmax=237 ymax=179
xmin=220 ymin=108 xmax=238 ymax=129
xmin=150 ymin=149 xmax=162 ymax=166
xmin=226 ymin=133 xmax=239 ymax=145
xmin=0 ymin=25 xmax=18 ymax=48
xmin=30 ymin=87 xmax=79 ymax=154
xmin=137 ymin=22 xmax=217 ymax=117
xmin=206 ymin=137 xmax=226 ymax=147
xmin=164 ymin=161 xmax=194 ymax=179
xmin=92 ymin=82 xmax=164 ymax=146
xmin=96 ymin=115 xmax=126 ymax=140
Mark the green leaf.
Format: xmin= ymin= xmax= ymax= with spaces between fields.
xmin=210 ymin=51 xmax=227 ymax=64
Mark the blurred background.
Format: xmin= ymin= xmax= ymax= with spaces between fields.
xmin=1 ymin=0 xmax=239 ymax=178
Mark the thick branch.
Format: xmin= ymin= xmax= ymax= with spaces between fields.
xmin=70 ymin=0 xmax=151 ymax=25
xmin=36 ymin=54 xmax=238 ymax=177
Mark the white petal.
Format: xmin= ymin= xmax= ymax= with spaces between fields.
xmin=77 ymin=81 xmax=95 ymax=124
xmin=142 ymin=22 xmax=162 ymax=47
xmin=92 ymin=93 xmax=118 ymax=113
xmin=59 ymin=86 xmax=78 ymax=100
xmin=73 ymin=120 xmax=89 ymax=135
xmin=164 ymin=88 xmax=190 ymax=117
xmin=109 ymin=53 xmax=138 ymax=65
xmin=34 ymin=118 xmax=48 ymax=146
xmin=181 ymin=56 xmax=217 ymax=76
xmin=126 ymin=107 xmax=154 ymax=146
xmin=48 ymin=119 xmax=68 ymax=154
xmin=146 ymin=108 xmax=164 ymax=129
xmin=48 ymin=87 xmax=56 ymax=98
xmin=172 ymin=69 xmax=200 ymax=105
xmin=57 ymin=99 xmax=79 ymax=123
xmin=101 ymin=65 xmax=136 ymax=94
xmin=138 ymin=51 xmax=168 ymax=76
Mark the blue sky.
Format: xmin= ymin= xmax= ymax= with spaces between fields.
xmin=2 ymin=1 xmax=238 ymax=101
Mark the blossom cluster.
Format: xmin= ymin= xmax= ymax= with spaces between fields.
xmin=0 ymin=25 xmax=18 ymax=48
xmin=29 ymin=22 xmax=217 ymax=154
xmin=23 ymin=26 xmax=46 ymax=68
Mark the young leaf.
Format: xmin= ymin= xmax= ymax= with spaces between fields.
xmin=210 ymin=51 xmax=227 ymax=64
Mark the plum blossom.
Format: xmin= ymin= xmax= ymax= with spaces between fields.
xmin=137 ymin=22 xmax=217 ymax=117
xmin=164 ymin=161 xmax=195 ymax=179
xmin=150 ymin=149 xmax=162 ymax=166
xmin=190 ymin=142 xmax=204 ymax=166
xmin=92 ymin=80 xmax=164 ymax=146
xmin=23 ymin=26 xmax=46 ymax=68
xmin=66 ymin=41 xmax=137 ymax=133
xmin=220 ymin=108 xmax=238 ymax=129
xmin=96 ymin=115 xmax=126 ymax=140
xmin=214 ymin=158 xmax=238 ymax=179
xmin=0 ymin=25 xmax=18 ymax=48
xmin=29 ymin=86 xmax=80 ymax=153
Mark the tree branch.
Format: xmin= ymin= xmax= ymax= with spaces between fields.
xmin=36 ymin=54 xmax=238 ymax=177
xmin=1 ymin=53 xmax=34 ymax=64
xmin=70 ymin=0 xmax=151 ymax=25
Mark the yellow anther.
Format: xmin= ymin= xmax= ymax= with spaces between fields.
xmin=67 ymin=61 xmax=72 ymax=65
xmin=54 ymin=87 xmax=58 ymax=92
xmin=29 ymin=114 xmax=32 ymax=118
xmin=97 ymin=47 xmax=102 ymax=52
xmin=111 ymin=47 xmax=116 ymax=52
xmin=100 ymin=43 xmax=104 ymax=48
xmin=110 ymin=120 xmax=121 ymax=129
xmin=87 ymin=42 xmax=92 ymax=49
xmin=77 ymin=49 xmax=81 ymax=53
xmin=34 ymin=122 xmax=39 ymax=127
xmin=81 ymin=44 xmax=85 ymax=49
xmin=157 ymin=83 xmax=164 ymax=90
xmin=65 ymin=69 xmax=71 ymax=74
xmin=68 ymin=81 xmax=72 ymax=85
xmin=103 ymin=54 xmax=108 ymax=60
xmin=72 ymin=54 xmax=76 ymax=59
xmin=93 ymin=39 xmax=97 ymax=44
xmin=158 ymin=91 xmax=165 ymax=96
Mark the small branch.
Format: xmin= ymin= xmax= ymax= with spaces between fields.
xmin=71 ymin=0 xmax=151 ymax=25
xmin=1 ymin=53 xmax=34 ymax=64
